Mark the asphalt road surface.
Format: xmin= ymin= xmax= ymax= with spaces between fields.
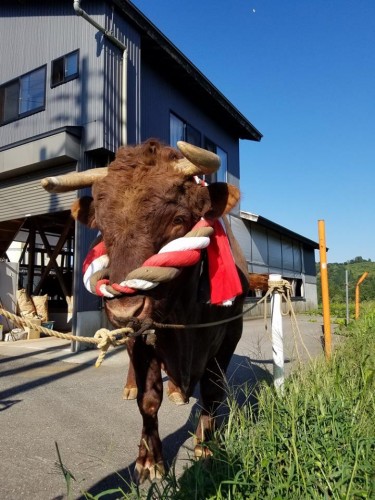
xmin=0 ymin=314 xmax=334 ymax=499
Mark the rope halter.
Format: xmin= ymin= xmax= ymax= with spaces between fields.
xmin=83 ymin=219 xmax=213 ymax=298
xmin=82 ymin=217 xmax=243 ymax=306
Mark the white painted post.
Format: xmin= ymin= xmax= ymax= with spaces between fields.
xmin=269 ymin=274 xmax=284 ymax=392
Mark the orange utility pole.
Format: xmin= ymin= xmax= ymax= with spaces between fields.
xmin=318 ymin=220 xmax=331 ymax=359
xmin=355 ymin=272 xmax=368 ymax=320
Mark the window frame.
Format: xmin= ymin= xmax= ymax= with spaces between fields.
xmin=169 ymin=111 xmax=201 ymax=147
xmin=204 ymin=137 xmax=228 ymax=183
xmin=0 ymin=64 xmax=47 ymax=126
xmin=51 ymin=49 xmax=79 ymax=88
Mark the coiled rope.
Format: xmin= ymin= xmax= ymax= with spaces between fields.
xmin=263 ymin=278 xmax=312 ymax=362
xmin=84 ymin=220 xmax=214 ymax=298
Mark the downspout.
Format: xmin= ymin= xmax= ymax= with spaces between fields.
xmin=71 ymin=1 xmax=128 ymax=350
xmin=73 ymin=0 xmax=128 ymax=145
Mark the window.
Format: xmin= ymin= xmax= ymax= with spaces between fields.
xmin=169 ymin=114 xmax=228 ymax=183
xmin=204 ymin=138 xmax=228 ymax=183
xmin=284 ymin=278 xmax=304 ymax=298
xmin=0 ymin=65 xmax=46 ymax=125
xmin=51 ymin=50 xmax=79 ymax=87
xmin=170 ymin=112 xmax=201 ymax=147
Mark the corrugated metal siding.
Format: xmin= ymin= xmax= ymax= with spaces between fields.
xmin=229 ymin=215 xmax=314 ymax=279
xmin=103 ymin=46 xmax=122 ymax=151
xmin=126 ymin=38 xmax=142 ymax=145
xmin=0 ymin=1 xmax=106 ymax=150
xmin=102 ymin=3 xmax=141 ymax=149
xmin=0 ymin=165 xmax=77 ymax=222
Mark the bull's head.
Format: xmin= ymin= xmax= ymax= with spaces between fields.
xmin=41 ymin=140 xmax=240 ymax=326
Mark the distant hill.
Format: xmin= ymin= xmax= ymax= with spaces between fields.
xmin=316 ymin=257 xmax=375 ymax=303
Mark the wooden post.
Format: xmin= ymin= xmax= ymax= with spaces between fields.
xmin=318 ymin=220 xmax=331 ymax=359
xmin=269 ymin=273 xmax=284 ymax=392
xmin=26 ymin=224 xmax=36 ymax=296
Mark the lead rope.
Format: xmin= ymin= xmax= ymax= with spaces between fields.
xmin=0 ymin=308 xmax=134 ymax=368
xmin=0 ymin=282 xmax=309 ymax=366
xmin=0 ymin=301 xmax=262 ymax=367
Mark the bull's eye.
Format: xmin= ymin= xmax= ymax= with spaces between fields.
xmin=172 ymin=216 xmax=185 ymax=226
xmin=97 ymin=193 xmax=106 ymax=201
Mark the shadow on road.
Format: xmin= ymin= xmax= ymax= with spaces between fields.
xmin=80 ymin=353 xmax=272 ymax=498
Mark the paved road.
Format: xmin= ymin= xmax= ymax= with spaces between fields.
xmin=0 ymin=315 xmax=335 ymax=499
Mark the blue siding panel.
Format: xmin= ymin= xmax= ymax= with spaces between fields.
xmin=141 ymin=62 xmax=240 ymax=182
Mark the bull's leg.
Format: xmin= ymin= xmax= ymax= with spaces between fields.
xmin=131 ymin=339 xmax=164 ymax=484
xmin=122 ymin=351 xmax=137 ymax=400
xmin=195 ymin=321 xmax=242 ymax=457
xmin=194 ymin=361 xmax=222 ymax=458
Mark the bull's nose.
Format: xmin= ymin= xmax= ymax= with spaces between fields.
xmin=112 ymin=296 xmax=146 ymax=322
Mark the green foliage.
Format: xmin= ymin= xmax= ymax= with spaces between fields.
xmin=54 ymin=442 xmax=76 ymax=500
xmin=119 ymin=307 xmax=375 ymax=499
xmin=316 ymin=257 xmax=375 ymax=304
xmin=61 ymin=307 xmax=375 ymax=499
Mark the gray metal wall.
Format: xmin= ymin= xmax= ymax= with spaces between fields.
xmin=229 ymin=215 xmax=316 ymax=279
xmin=0 ymin=164 xmax=77 ymax=222
xmin=0 ymin=1 xmax=141 ymax=153
xmin=229 ymin=215 xmax=318 ymax=311
xmin=102 ymin=2 xmax=141 ymax=147
xmin=0 ymin=1 xmax=106 ymax=151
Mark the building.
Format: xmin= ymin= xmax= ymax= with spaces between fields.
xmin=232 ymin=212 xmax=318 ymax=316
xmin=0 ymin=0 xmax=318 ymax=340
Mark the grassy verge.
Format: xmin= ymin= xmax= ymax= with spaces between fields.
xmin=81 ymin=307 xmax=375 ymax=499
xmin=306 ymin=300 xmax=375 ymax=329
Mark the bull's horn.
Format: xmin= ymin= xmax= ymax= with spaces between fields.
xmin=176 ymin=141 xmax=220 ymax=176
xmin=41 ymin=167 xmax=108 ymax=193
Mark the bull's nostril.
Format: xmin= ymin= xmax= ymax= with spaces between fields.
xmin=110 ymin=296 xmax=147 ymax=325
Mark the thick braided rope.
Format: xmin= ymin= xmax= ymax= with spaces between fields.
xmin=83 ymin=219 xmax=214 ymax=298
xmin=0 ymin=307 xmax=133 ymax=367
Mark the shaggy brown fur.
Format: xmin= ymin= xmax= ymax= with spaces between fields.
xmin=71 ymin=139 xmax=249 ymax=483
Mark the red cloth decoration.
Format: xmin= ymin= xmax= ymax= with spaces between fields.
xmin=206 ymin=220 xmax=243 ymax=305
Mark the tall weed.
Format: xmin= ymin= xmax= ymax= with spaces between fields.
xmin=161 ymin=308 xmax=375 ymax=499
xmin=81 ymin=308 xmax=375 ymax=499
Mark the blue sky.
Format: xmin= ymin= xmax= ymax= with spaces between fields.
xmin=131 ymin=0 xmax=375 ymax=263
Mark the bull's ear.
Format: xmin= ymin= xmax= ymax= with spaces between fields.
xmin=71 ymin=196 xmax=97 ymax=228
xmin=204 ymin=183 xmax=240 ymax=218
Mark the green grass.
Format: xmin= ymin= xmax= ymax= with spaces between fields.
xmin=69 ymin=304 xmax=375 ymax=499
xmin=306 ymin=300 xmax=375 ymax=330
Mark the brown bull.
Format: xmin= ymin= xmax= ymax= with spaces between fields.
xmin=41 ymin=140 xmax=249 ymax=483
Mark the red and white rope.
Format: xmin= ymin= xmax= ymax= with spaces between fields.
xmin=82 ymin=219 xmax=212 ymax=299
xmin=82 ymin=178 xmax=243 ymax=305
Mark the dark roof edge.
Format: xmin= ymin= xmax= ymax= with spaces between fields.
xmin=240 ymin=211 xmax=319 ymax=249
xmin=113 ymin=0 xmax=262 ymax=142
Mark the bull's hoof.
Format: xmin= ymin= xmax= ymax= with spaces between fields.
xmin=167 ymin=391 xmax=189 ymax=405
xmin=193 ymin=435 xmax=214 ymax=459
xmin=194 ymin=443 xmax=213 ymax=459
xmin=122 ymin=386 xmax=137 ymax=400
xmin=134 ymin=461 xmax=165 ymax=484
